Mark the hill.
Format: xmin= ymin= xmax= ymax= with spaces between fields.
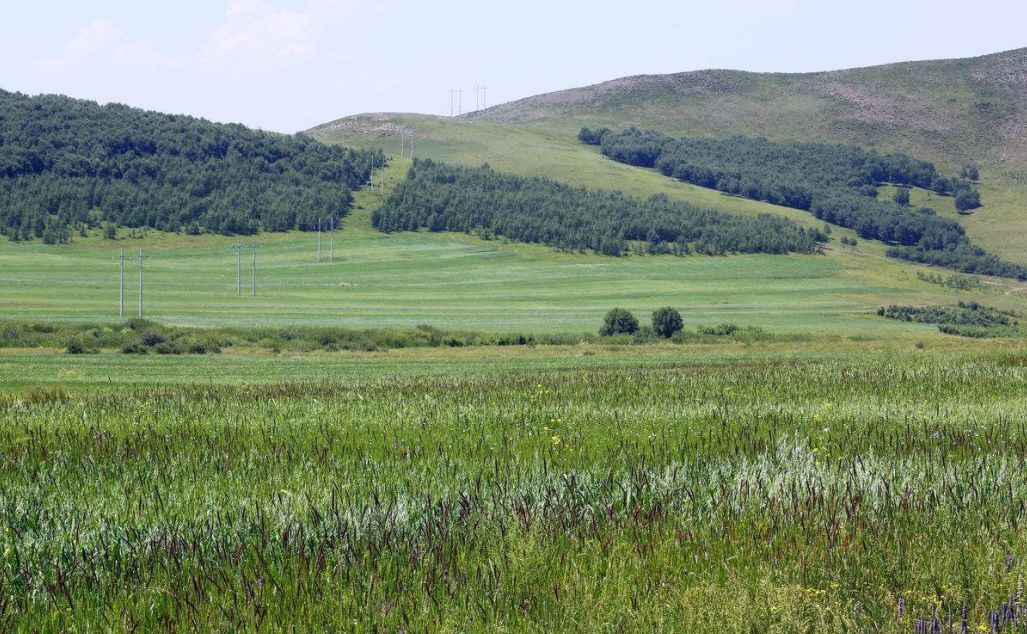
xmin=0 ymin=90 xmax=381 ymax=241
xmin=466 ymin=48 xmax=1027 ymax=170
xmin=309 ymin=48 xmax=1027 ymax=264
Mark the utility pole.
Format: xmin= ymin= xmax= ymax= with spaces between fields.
xmin=475 ymin=85 xmax=480 ymax=111
xmin=457 ymin=88 xmax=463 ymax=115
xmin=410 ymin=136 xmax=414 ymax=160
xmin=317 ymin=218 xmax=322 ymax=263
xmin=250 ymin=243 xmax=259 ymax=296
xmin=113 ymin=248 xmax=126 ymax=318
xmin=400 ymin=132 xmax=405 ymax=158
xmin=329 ymin=217 xmax=335 ymax=263
xmin=136 ymin=249 xmax=146 ymax=318
xmin=450 ymin=88 xmax=455 ymax=117
xmin=232 ymin=244 xmax=243 ymax=294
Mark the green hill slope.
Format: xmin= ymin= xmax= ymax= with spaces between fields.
xmin=309 ymin=48 xmax=1027 ymax=263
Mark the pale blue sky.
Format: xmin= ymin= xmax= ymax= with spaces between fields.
xmin=2 ymin=0 xmax=1024 ymax=132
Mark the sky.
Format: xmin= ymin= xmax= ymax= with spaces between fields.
xmin=2 ymin=0 xmax=1025 ymax=133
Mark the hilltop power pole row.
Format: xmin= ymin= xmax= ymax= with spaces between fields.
xmin=399 ymin=133 xmax=415 ymax=159
xmin=449 ymin=85 xmax=488 ymax=116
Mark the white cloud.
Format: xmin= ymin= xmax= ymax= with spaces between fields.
xmin=201 ymin=0 xmax=359 ymax=75
xmin=34 ymin=1 xmax=360 ymax=79
xmin=35 ymin=17 xmax=183 ymax=75
xmin=35 ymin=18 xmax=121 ymax=74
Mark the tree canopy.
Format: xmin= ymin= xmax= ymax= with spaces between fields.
xmin=373 ymin=159 xmax=825 ymax=257
xmin=582 ymin=127 xmax=1023 ymax=279
xmin=0 ymin=90 xmax=383 ymax=242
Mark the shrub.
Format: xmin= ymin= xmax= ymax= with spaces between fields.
xmin=154 ymin=341 xmax=186 ymax=355
xmin=600 ymin=308 xmax=639 ymax=336
xmin=699 ymin=323 xmax=740 ymax=336
xmin=634 ymin=325 xmax=657 ymax=341
xmin=651 ymin=307 xmax=684 ymax=338
xmin=955 ymin=189 xmax=981 ymax=212
xmin=139 ymin=330 xmax=167 ymax=346
xmin=185 ymin=337 xmax=221 ymax=355
xmin=65 ymin=339 xmax=88 ymax=354
xmin=892 ymin=188 xmax=911 ymax=206
xmin=125 ymin=318 xmax=158 ymax=331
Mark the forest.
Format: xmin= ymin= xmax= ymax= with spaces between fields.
xmin=582 ymin=128 xmax=1027 ymax=279
xmin=373 ymin=159 xmax=825 ymax=256
xmin=0 ymin=90 xmax=382 ymax=242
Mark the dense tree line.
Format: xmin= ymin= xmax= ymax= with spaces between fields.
xmin=373 ymin=160 xmax=825 ymax=257
xmin=582 ymin=127 xmax=1027 ymax=279
xmin=0 ymin=90 xmax=382 ymax=242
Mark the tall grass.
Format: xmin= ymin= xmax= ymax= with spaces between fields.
xmin=2 ymin=354 xmax=1027 ymax=631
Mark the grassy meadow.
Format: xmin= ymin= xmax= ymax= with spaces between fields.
xmin=3 ymin=347 xmax=1027 ymax=631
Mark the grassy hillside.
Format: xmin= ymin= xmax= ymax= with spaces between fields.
xmin=1 ymin=158 xmax=1025 ymax=337
xmin=309 ymin=48 xmax=1027 ymax=263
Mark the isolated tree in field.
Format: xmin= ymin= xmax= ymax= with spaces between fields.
xmin=892 ymin=188 xmax=911 ymax=206
xmin=955 ymin=189 xmax=981 ymax=212
xmin=600 ymin=308 xmax=639 ymax=336
xmin=651 ymin=307 xmax=684 ymax=338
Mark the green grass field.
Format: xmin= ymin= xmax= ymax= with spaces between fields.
xmin=4 ymin=347 xmax=1027 ymax=631
xmin=2 ymin=157 xmax=1024 ymax=338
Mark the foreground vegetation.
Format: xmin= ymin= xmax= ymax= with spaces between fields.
xmin=2 ymin=348 xmax=1027 ymax=631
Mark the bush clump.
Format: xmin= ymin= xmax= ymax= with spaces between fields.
xmin=600 ymin=308 xmax=639 ymax=336
xmin=65 ymin=339 xmax=97 ymax=354
xmin=651 ymin=307 xmax=684 ymax=338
